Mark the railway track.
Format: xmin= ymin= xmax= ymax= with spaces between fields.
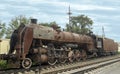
xmin=0 ymin=54 xmax=120 ymax=74
xmin=58 ymin=56 xmax=120 ymax=74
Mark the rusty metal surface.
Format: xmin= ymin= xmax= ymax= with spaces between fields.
xmin=114 ymin=42 xmax=118 ymax=51
xmin=23 ymin=27 xmax=33 ymax=58
xmin=79 ymin=35 xmax=93 ymax=43
xmin=87 ymin=42 xmax=95 ymax=51
xmin=32 ymin=54 xmax=48 ymax=63
xmin=72 ymin=33 xmax=80 ymax=42
xmin=55 ymin=31 xmax=74 ymax=42
xmin=39 ymin=47 xmax=47 ymax=54
xmin=30 ymin=24 xmax=55 ymax=40
xmin=103 ymin=38 xmax=117 ymax=52
xmin=55 ymin=31 xmax=93 ymax=44
xmin=29 ymin=23 xmax=94 ymax=44
xmin=29 ymin=24 xmax=93 ymax=44
xmin=41 ymin=54 xmax=48 ymax=63
xmin=33 ymin=48 xmax=47 ymax=54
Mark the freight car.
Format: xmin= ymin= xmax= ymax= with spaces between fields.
xmin=0 ymin=19 xmax=118 ymax=69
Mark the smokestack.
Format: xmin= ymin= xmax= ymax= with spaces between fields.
xmin=31 ymin=19 xmax=37 ymax=24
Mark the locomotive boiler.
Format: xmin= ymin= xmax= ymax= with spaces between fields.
xmin=0 ymin=19 xmax=118 ymax=69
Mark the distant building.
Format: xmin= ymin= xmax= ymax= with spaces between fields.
xmin=0 ymin=39 xmax=10 ymax=54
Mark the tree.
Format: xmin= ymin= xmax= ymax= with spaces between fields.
xmin=66 ymin=14 xmax=93 ymax=34
xmin=40 ymin=21 xmax=61 ymax=30
xmin=40 ymin=21 xmax=58 ymax=27
xmin=0 ymin=21 xmax=6 ymax=38
xmin=5 ymin=15 xmax=30 ymax=39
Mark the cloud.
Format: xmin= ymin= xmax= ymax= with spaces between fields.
xmin=70 ymin=4 xmax=115 ymax=11
xmin=92 ymin=20 xmax=120 ymax=42
xmin=0 ymin=5 xmax=5 ymax=10
xmin=0 ymin=0 xmax=120 ymax=42
xmin=27 ymin=12 xmax=68 ymax=26
xmin=0 ymin=11 xmax=14 ymax=25
xmin=0 ymin=11 xmax=14 ymax=19
xmin=0 ymin=4 xmax=10 ymax=10
xmin=12 ymin=5 xmax=39 ymax=12
xmin=27 ymin=0 xmax=68 ymax=6
xmin=28 ymin=0 xmax=116 ymax=11
xmin=92 ymin=22 xmax=112 ymax=35
xmin=106 ymin=33 xmax=120 ymax=42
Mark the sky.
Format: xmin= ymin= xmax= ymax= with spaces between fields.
xmin=0 ymin=0 xmax=120 ymax=42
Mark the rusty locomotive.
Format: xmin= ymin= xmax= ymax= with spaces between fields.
xmin=0 ymin=19 xmax=118 ymax=69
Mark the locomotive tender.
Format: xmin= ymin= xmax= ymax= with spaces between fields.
xmin=0 ymin=19 xmax=118 ymax=69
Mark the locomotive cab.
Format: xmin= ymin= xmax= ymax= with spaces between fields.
xmin=96 ymin=38 xmax=103 ymax=49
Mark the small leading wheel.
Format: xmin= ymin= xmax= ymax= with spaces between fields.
xmin=22 ymin=58 xmax=32 ymax=69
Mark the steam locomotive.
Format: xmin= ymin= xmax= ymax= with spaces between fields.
xmin=0 ymin=19 xmax=118 ymax=69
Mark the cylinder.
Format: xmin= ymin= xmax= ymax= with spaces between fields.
xmin=33 ymin=48 xmax=47 ymax=54
xmin=39 ymin=48 xmax=47 ymax=54
xmin=41 ymin=54 xmax=48 ymax=63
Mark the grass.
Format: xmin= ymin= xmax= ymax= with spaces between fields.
xmin=0 ymin=60 xmax=7 ymax=69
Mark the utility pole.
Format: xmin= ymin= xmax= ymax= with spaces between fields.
xmin=67 ymin=5 xmax=72 ymax=26
xmin=102 ymin=26 xmax=105 ymax=38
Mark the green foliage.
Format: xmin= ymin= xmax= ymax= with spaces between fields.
xmin=40 ymin=21 xmax=61 ymax=30
xmin=40 ymin=21 xmax=58 ymax=27
xmin=0 ymin=22 xmax=6 ymax=38
xmin=66 ymin=14 xmax=93 ymax=34
xmin=5 ymin=15 xmax=30 ymax=39
xmin=0 ymin=60 xmax=7 ymax=69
